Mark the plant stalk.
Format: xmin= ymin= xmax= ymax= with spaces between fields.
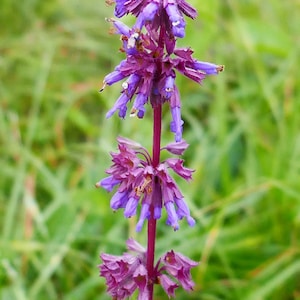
xmin=147 ymin=103 xmax=162 ymax=299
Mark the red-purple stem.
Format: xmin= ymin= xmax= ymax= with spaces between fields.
xmin=147 ymin=104 xmax=162 ymax=299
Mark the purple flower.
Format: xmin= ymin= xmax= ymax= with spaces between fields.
xmin=158 ymin=250 xmax=199 ymax=291
xmin=100 ymin=239 xmax=199 ymax=299
xmin=99 ymin=238 xmax=147 ymax=299
xmin=159 ymin=274 xmax=179 ymax=298
xmin=162 ymin=139 xmax=189 ymax=155
xmin=97 ymin=137 xmax=195 ymax=231
xmin=101 ymin=19 xmax=223 ymax=141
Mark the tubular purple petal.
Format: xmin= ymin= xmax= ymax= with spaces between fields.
xmin=103 ymin=70 xmax=126 ymax=86
xmin=163 ymin=140 xmax=189 ymax=155
xmin=137 ymin=108 xmax=145 ymax=118
xmin=117 ymin=136 xmax=143 ymax=149
xmin=136 ymin=203 xmax=150 ymax=232
xmin=159 ymin=274 xmax=179 ymax=298
xmin=135 ymin=2 xmax=159 ymax=30
xmin=131 ymin=93 xmax=148 ymax=118
xmin=110 ymin=18 xmax=131 ymax=36
xmin=126 ymin=238 xmax=146 ymax=253
xmin=118 ymin=105 xmax=128 ymax=119
xmin=154 ymin=206 xmax=162 ymax=219
xmin=106 ymin=93 xmax=130 ymax=118
xmin=174 ymin=197 xmax=196 ymax=226
xmin=165 ymin=202 xmax=179 ymax=230
xmin=177 ymin=0 xmax=198 ymax=19
xmin=110 ymin=191 xmax=129 ymax=210
xmin=124 ymin=197 xmax=139 ymax=217
xmin=165 ymin=158 xmax=194 ymax=180
xmin=174 ymin=197 xmax=190 ymax=219
xmin=114 ymin=0 xmax=127 ymax=17
xmin=165 ymin=4 xmax=186 ymax=38
xmin=170 ymin=106 xmax=184 ymax=142
xmin=137 ymin=288 xmax=150 ymax=300
xmin=186 ymin=215 xmax=196 ymax=227
xmin=133 ymin=264 xmax=148 ymax=290
xmin=122 ymin=74 xmax=141 ymax=97
xmin=98 ymin=176 xmax=121 ymax=192
xmin=193 ymin=61 xmax=223 ymax=75
xmin=170 ymin=85 xmax=181 ymax=108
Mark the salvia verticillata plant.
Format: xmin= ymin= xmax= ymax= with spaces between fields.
xmin=97 ymin=1 xmax=223 ymax=299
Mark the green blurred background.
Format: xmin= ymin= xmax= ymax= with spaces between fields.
xmin=1 ymin=0 xmax=300 ymax=299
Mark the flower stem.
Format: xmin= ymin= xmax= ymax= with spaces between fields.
xmin=147 ymin=104 xmax=162 ymax=299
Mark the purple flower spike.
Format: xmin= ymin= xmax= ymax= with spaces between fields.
xmin=100 ymin=0 xmax=223 ymax=298
xmin=101 ymin=19 xmax=223 ymax=141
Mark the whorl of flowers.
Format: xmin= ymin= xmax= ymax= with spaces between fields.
xmin=99 ymin=238 xmax=198 ymax=299
xmin=96 ymin=137 xmax=195 ymax=231
xmin=102 ymin=1 xmax=223 ymax=142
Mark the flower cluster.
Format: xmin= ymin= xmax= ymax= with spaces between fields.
xmin=101 ymin=11 xmax=223 ymax=142
xmin=96 ymin=136 xmax=195 ymax=231
xmin=99 ymin=238 xmax=198 ymax=299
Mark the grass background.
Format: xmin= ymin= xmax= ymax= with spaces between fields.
xmin=1 ymin=0 xmax=300 ymax=299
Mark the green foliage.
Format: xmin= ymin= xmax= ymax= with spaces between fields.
xmin=1 ymin=0 xmax=300 ymax=299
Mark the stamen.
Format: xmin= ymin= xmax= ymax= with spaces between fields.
xmin=217 ymin=65 xmax=225 ymax=72
xmin=135 ymin=176 xmax=152 ymax=196
xmin=105 ymin=0 xmax=114 ymax=5
xmin=99 ymin=82 xmax=107 ymax=92
xmin=95 ymin=182 xmax=101 ymax=188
